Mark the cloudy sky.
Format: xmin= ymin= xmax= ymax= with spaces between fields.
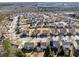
xmin=0 ymin=0 xmax=79 ymax=2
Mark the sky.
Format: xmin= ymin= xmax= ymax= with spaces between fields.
xmin=0 ymin=0 xmax=79 ymax=2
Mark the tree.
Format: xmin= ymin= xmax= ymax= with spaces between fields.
xmin=65 ymin=49 xmax=71 ymax=57
xmin=16 ymin=50 xmax=26 ymax=57
xmin=0 ymin=15 xmax=4 ymax=23
xmin=3 ymin=39 xmax=14 ymax=57
xmin=44 ymin=45 xmax=54 ymax=57
xmin=77 ymin=33 xmax=79 ymax=36
xmin=57 ymin=46 xmax=65 ymax=56
xmin=69 ymin=44 xmax=75 ymax=57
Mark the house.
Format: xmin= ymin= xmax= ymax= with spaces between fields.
xmin=56 ymin=22 xmax=64 ymax=28
xmin=31 ymin=30 xmax=40 ymax=37
xmin=69 ymin=28 xmax=76 ymax=35
xmin=53 ymin=29 xmax=60 ymax=36
xmin=52 ymin=36 xmax=59 ymax=41
xmin=31 ymin=37 xmax=48 ymax=51
xmin=67 ymin=20 xmax=75 ymax=28
xmin=60 ymin=28 xmax=67 ymax=35
xmin=0 ymin=33 xmax=5 ymax=41
xmin=50 ymin=40 xmax=60 ymax=49
xmin=11 ymin=39 xmax=26 ymax=49
xmin=40 ymin=42 xmax=47 ymax=50
xmin=20 ymin=32 xmax=29 ymax=38
xmin=75 ymin=40 xmax=79 ymax=50
xmin=23 ymin=42 xmax=34 ymax=51
xmin=62 ymin=41 xmax=72 ymax=50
